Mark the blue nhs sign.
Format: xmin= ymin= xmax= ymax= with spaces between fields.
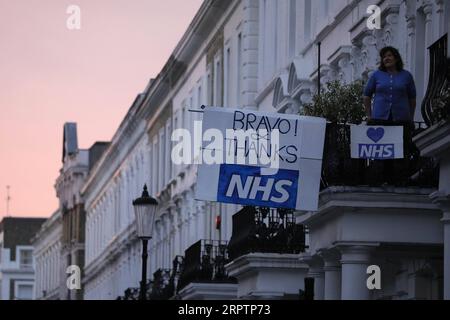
xmin=358 ymin=144 xmax=395 ymax=159
xmin=217 ymin=164 xmax=299 ymax=209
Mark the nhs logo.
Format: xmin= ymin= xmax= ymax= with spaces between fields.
xmin=351 ymin=125 xmax=403 ymax=159
xmin=217 ymin=164 xmax=298 ymax=209
xmin=358 ymin=143 xmax=394 ymax=159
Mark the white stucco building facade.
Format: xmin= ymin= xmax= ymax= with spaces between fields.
xmin=84 ymin=0 xmax=450 ymax=300
xmin=33 ymin=210 xmax=62 ymax=300
xmin=33 ymin=0 xmax=450 ymax=300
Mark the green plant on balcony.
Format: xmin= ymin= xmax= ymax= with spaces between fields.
xmin=301 ymin=80 xmax=366 ymax=124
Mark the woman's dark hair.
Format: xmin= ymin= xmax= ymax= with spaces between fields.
xmin=379 ymin=46 xmax=404 ymax=71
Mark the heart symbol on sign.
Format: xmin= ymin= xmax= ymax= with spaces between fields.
xmin=366 ymin=127 xmax=384 ymax=143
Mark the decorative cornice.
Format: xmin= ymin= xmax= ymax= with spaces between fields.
xmin=430 ymin=191 xmax=450 ymax=214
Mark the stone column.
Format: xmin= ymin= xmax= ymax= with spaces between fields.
xmin=302 ymin=254 xmax=325 ymax=300
xmin=435 ymin=0 xmax=445 ymax=36
xmin=431 ymin=191 xmax=450 ymax=299
xmin=423 ymin=2 xmax=434 ymax=87
xmin=405 ymin=12 xmax=416 ymax=77
xmin=319 ymin=249 xmax=341 ymax=300
xmin=339 ymin=245 xmax=373 ymax=300
xmin=173 ymin=205 xmax=182 ymax=256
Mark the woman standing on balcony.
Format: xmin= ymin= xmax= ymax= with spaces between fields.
xmin=363 ymin=46 xmax=417 ymax=123
xmin=362 ymin=47 xmax=417 ymax=185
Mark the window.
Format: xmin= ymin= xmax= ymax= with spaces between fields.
xmin=224 ymin=47 xmax=231 ymax=106
xmin=213 ymin=57 xmax=222 ymax=106
xmin=304 ymin=0 xmax=311 ymax=43
xmin=165 ymin=120 xmax=171 ymax=185
xmin=319 ymin=0 xmax=329 ymax=20
xmin=415 ymin=9 xmax=426 ymax=109
xmin=288 ymin=0 xmax=297 ymax=58
xmin=237 ymin=33 xmax=242 ymax=105
xmin=273 ymin=1 xmax=278 ymax=69
xmin=188 ymin=97 xmax=193 ymax=131
xmin=198 ymin=85 xmax=202 ymax=109
xmin=158 ymin=128 xmax=165 ymax=191
xmin=20 ymin=249 xmax=33 ymax=268
xmin=173 ymin=112 xmax=179 ymax=177
xmin=16 ymin=284 xmax=33 ymax=300
xmin=152 ymin=137 xmax=158 ymax=194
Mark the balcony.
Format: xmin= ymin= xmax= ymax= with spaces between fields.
xmin=321 ymin=123 xmax=439 ymax=189
xmin=175 ymin=239 xmax=237 ymax=299
xmin=227 ymin=206 xmax=307 ymax=261
xmin=421 ymin=33 xmax=450 ymax=126
xmin=118 ymin=287 xmax=139 ymax=300
xmin=117 ymin=256 xmax=184 ymax=300
xmin=147 ymin=269 xmax=172 ymax=300
xmin=177 ymin=239 xmax=235 ymax=291
xmin=225 ymin=206 xmax=308 ymax=299
xmin=301 ymin=116 xmax=443 ymax=300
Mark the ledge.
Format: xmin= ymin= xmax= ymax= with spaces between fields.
xmin=413 ymin=120 xmax=450 ymax=158
xmin=225 ymin=253 xmax=308 ymax=299
xmin=225 ymin=252 xmax=307 ymax=279
xmin=297 ymin=186 xmax=438 ymax=224
xmin=177 ymin=282 xmax=238 ymax=300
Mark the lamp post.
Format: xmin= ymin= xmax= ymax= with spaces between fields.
xmin=132 ymin=184 xmax=158 ymax=301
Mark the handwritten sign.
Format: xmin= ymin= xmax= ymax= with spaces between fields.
xmin=195 ymin=107 xmax=326 ymax=211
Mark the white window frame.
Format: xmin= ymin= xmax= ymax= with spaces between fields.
xmin=14 ymin=280 xmax=34 ymax=300
xmin=17 ymin=246 xmax=33 ymax=269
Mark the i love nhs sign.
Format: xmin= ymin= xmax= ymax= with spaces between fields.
xmin=350 ymin=125 xmax=404 ymax=159
xmin=195 ymin=107 xmax=326 ymax=211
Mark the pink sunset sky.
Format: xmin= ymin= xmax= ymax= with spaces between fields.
xmin=0 ymin=0 xmax=202 ymax=218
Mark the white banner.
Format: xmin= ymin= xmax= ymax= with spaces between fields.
xmin=195 ymin=107 xmax=326 ymax=211
xmin=350 ymin=125 xmax=404 ymax=159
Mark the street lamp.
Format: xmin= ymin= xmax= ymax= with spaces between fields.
xmin=133 ymin=184 xmax=158 ymax=300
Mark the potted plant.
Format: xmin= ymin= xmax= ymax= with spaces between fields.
xmin=301 ymin=80 xmax=366 ymax=186
xmin=301 ymin=80 xmax=365 ymax=124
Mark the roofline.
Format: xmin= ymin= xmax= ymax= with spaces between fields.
xmin=81 ymin=0 xmax=231 ymax=196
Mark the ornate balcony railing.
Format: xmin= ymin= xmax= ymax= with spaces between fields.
xmin=227 ymin=206 xmax=307 ymax=261
xmin=117 ymin=255 xmax=184 ymax=300
xmin=321 ymin=123 xmax=439 ymax=189
xmin=177 ymin=239 xmax=236 ymax=291
xmin=117 ymin=287 xmax=140 ymax=300
xmin=147 ymin=269 xmax=172 ymax=300
xmin=422 ymin=33 xmax=450 ymax=126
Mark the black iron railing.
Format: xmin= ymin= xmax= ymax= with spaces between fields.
xmin=147 ymin=269 xmax=172 ymax=300
xmin=177 ymin=239 xmax=236 ymax=291
xmin=227 ymin=206 xmax=307 ymax=261
xmin=421 ymin=33 xmax=450 ymax=126
xmin=117 ymin=255 xmax=184 ymax=300
xmin=321 ymin=123 xmax=439 ymax=189
xmin=117 ymin=287 xmax=140 ymax=300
